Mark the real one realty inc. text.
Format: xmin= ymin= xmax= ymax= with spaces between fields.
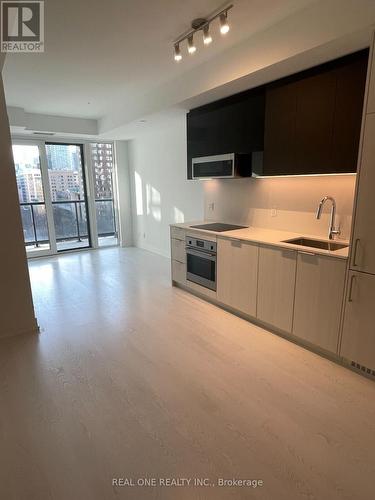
xmin=112 ymin=477 xmax=264 ymax=488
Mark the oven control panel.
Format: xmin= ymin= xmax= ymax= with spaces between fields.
xmin=186 ymin=237 xmax=217 ymax=253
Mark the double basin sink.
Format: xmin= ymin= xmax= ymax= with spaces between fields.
xmin=282 ymin=237 xmax=348 ymax=252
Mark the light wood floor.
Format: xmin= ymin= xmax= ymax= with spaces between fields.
xmin=1 ymin=247 xmax=375 ymax=500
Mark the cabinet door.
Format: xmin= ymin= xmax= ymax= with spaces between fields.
xmin=263 ymin=81 xmax=298 ymax=175
xmin=171 ymin=238 xmax=186 ymax=263
xmin=171 ymin=260 xmax=186 ymax=286
xmin=293 ymin=253 xmax=346 ymax=353
xmin=351 ymin=114 xmax=375 ymax=274
xmin=341 ymin=271 xmax=375 ymax=370
xmin=257 ymin=246 xmax=297 ymax=333
xmin=294 ymin=71 xmax=336 ymax=174
xmin=331 ymin=55 xmax=368 ymax=173
xmin=217 ymin=238 xmax=258 ymax=316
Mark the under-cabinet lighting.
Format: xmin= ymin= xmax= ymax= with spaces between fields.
xmin=252 ymin=173 xmax=357 ymax=179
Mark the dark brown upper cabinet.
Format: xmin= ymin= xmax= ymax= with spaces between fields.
xmin=262 ymin=80 xmax=298 ymax=175
xmin=331 ymin=55 xmax=369 ymax=172
xmin=260 ymin=50 xmax=368 ymax=176
xmin=294 ymin=70 xmax=337 ymax=175
xmin=187 ymin=88 xmax=265 ymax=179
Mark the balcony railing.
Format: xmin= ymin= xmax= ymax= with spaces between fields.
xmin=20 ymin=199 xmax=117 ymax=247
xmin=20 ymin=201 xmax=49 ymax=247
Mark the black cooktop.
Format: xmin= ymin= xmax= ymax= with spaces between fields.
xmin=190 ymin=223 xmax=248 ymax=232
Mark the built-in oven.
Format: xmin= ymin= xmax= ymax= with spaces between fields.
xmin=186 ymin=236 xmax=217 ymax=291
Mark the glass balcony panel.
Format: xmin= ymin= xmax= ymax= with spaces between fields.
xmin=95 ymin=200 xmax=115 ymax=236
xmin=20 ymin=205 xmax=35 ymax=243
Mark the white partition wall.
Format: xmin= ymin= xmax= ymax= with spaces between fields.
xmin=0 ymin=76 xmax=37 ymax=337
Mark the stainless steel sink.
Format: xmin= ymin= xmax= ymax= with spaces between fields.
xmin=283 ymin=237 xmax=348 ymax=251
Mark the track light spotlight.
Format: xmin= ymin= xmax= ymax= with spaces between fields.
xmin=174 ymin=43 xmax=182 ymax=61
xmin=188 ymin=35 xmax=196 ymax=54
xmin=203 ymin=24 xmax=212 ymax=45
xmin=220 ymin=12 xmax=230 ymax=34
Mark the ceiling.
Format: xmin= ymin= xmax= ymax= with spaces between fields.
xmin=3 ymin=0 xmax=317 ymax=120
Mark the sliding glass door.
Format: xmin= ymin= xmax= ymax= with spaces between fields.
xmin=12 ymin=142 xmax=54 ymax=256
xmin=45 ymin=143 xmax=91 ymax=251
xmin=12 ymin=141 xmax=92 ymax=255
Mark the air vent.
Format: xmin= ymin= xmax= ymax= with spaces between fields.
xmin=350 ymin=360 xmax=375 ymax=377
xmin=32 ymin=131 xmax=55 ymax=136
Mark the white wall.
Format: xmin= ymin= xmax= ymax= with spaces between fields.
xmin=127 ymin=111 xmax=204 ymax=257
xmin=115 ymin=140 xmax=133 ymax=247
xmin=203 ymin=175 xmax=356 ymax=240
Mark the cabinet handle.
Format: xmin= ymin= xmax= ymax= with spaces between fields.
xmin=348 ymin=274 xmax=356 ymax=302
xmin=352 ymin=238 xmax=360 ymax=267
xmin=299 ymin=251 xmax=316 ymax=256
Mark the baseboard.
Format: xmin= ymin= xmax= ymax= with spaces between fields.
xmin=0 ymin=319 xmax=39 ymax=339
xmin=134 ymin=242 xmax=170 ymax=259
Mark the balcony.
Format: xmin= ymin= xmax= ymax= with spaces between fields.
xmin=20 ymin=199 xmax=117 ymax=251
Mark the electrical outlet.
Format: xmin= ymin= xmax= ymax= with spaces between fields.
xmin=271 ymin=207 xmax=277 ymax=217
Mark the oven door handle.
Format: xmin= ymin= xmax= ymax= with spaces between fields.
xmin=186 ymin=248 xmax=217 ymax=259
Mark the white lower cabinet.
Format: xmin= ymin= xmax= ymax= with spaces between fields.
xmin=217 ymin=238 xmax=258 ymax=317
xmin=170 ymin=229 xmax=186 ymax=286
xmin=340 ymin=271 xmax=375 ymax=370
xmin=170 ymin=226 xmax=185 ymax=241
xmin=171 ymin=226 xmax=351 ymax=359
xmin=257 ymin=246 xmax=297 ymax=333
xmin=171 ymin=238 xmax=186 ymax=264
xmin=171 ymin=259 xmax=186 ymax=286
xmin=292 ymin=253 xmax=346 ymax=353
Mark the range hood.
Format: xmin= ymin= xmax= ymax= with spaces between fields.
xmin=191 ymin=153 xmax=253 ymax=179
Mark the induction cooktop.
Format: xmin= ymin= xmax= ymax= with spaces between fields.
xmin=190 ymin=223 xmax=248 ymax=232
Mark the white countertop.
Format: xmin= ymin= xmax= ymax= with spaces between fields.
xmin=171 ymin=222 xmax=350 ymax=259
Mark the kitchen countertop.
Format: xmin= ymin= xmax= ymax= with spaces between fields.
xmin=171 ymin=222 xmax=350 ymax=259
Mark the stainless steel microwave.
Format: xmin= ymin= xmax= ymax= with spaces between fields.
xmin=191 ymin=153 xmax=252 ymax=179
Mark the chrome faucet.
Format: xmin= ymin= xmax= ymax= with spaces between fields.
xmin=316 ymin=196 xmax=341 ymax=240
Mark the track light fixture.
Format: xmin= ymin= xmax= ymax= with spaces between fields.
xmin=203 ymin=25 xmax=212 ymax=45
xmin=220 ymin=12 xmax=230 ymax=34
xmin=174 ymin=43 xmax=182 ymax=61
xmin=188 ymin=35 xmax=196 ymax=54
xmin=173 ymin=4 xmax=233 ymax=62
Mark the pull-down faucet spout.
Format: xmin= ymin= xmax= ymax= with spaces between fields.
xmin=316 ymin=196 xmax=341 ymax=240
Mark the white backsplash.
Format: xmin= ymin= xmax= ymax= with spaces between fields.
xmin=203 ymin=175 xmax=356 ymax=240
